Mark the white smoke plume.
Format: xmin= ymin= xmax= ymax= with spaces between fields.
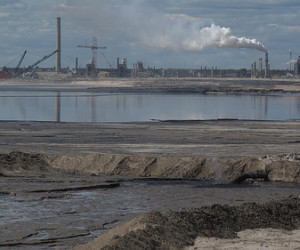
xmin=63 ymin=0 xmax=267 ymax=53
xmin=138 ymin=14 xmax=267 ymax=53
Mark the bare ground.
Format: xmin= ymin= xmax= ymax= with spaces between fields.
xmin=0 ymin=120 xmax=299 ymax=158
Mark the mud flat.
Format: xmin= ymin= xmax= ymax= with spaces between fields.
xmin=0 ymin=120 xmax=299 ymax=158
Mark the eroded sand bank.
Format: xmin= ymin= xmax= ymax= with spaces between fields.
xmin=2 ymin=152 xmax=299 ymax=183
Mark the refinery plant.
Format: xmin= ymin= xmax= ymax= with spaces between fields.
xmin=0 ymin=17 xmax=299 ymax=80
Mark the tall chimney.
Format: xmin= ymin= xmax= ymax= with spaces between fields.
xmin=56 ymin=17 xmax=61 ymax=73
xmin=265 ymin=52 xmax=269 ymax=78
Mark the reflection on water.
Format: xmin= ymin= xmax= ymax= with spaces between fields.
xmin=0 ymin=91 xmax=299 ymax=122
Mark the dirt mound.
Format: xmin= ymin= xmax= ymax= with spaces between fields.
xmin=0 ymin=152 xmax=53 ymax=176
xmin=48 ymin=153 xmax=300 ymax=183
xmin=72 ymin=197 xmax=300 ymax=250
xmin=1 ymin=152 xmax=299 ymax=183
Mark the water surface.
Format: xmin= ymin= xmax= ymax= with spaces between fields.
xmin=0 ymin=91 xmax=299 ymax=122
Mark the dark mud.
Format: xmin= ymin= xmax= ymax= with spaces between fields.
xmin=74 ymin=197 xmax=300 ymax=250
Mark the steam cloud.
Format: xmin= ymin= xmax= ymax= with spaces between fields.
xmin=63 ymin=0 xmax=267 ymax=53
xmin=139 ymin=14 xmax=267 ymax=53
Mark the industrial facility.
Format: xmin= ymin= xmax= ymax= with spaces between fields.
xmin=295 ymin=56 xmax=300 ymax=77
xmin=0 ymin=17 xmax=299 ymax=80
xmin=251 ymin=52 xmax=270 ymax=78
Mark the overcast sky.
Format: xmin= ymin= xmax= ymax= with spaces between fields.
xmin=0 ymin=0 xmax=299 ymax=70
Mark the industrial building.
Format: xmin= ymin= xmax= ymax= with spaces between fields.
xmin=295 ymin=56 xmax=300 ymax=77
xmin=251 ymin=52 xmax=270 ymax=78
xmin=1 ymin=17 xmax=299 ymax=80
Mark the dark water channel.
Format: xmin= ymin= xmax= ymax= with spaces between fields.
xmin=1 ymin=174 xmax=300 ymax=249
xmin=0 ymin=91 xmax=299 ymax=122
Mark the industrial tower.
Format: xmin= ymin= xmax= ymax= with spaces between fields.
xmin=77 ymin=37 xmax=107 ymax=69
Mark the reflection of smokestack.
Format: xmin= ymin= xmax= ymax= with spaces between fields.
xmin=56 ymin=92 xmax=61 ymax=122
xmin=56 ymin=17 xmax=61 ymax=73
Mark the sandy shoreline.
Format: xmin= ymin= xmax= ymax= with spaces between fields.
xmin=0 ymin=77 xmax=300 ymax=94
xmin=0 ymin=78 xmax=299 ymax=249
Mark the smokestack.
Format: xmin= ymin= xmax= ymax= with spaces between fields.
xmin=265 ymin=52 xmax=269 ymax=78
xmin=117 ymin=57 xmax=120 ymax=76
xmin=258 ymin=58 xmax=262 ymax=77
xmin=56 ymin=17 xmax=61 ymax=73
xmin=75 ymin=57 xmax=78 ymax=73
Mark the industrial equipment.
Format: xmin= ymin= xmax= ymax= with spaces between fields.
xmin=117 ymin=58 xmax=127 ymax=77
xmin=0 ymin=67 xmax=12 ymax=79
xmin=265 ymin=52 xmax=270 ymax=78
xmin=295 ymin=56 xmax=300 ymax=76
xmin=101 ymin=52 xmax=113 ymax=69
xmin=21 ymin=50 xmax=58 ymax=78
xmin=14 ymin=50 xmax=27 ymax=75
xmin=258 ymin=58 xmax=262 ymax=78
xmin=0 ymin=50 xmax=27 ymax=78
xmin=77 ymin=37 xmax=106 ymax=74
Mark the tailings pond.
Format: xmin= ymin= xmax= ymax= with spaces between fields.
xmin=0 ymin=91 xmax=299 ymax=122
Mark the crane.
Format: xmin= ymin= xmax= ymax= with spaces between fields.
xmin=101 ymin=52 xmax=113 ymax=69
xmin=14 ymin=50 xmax=27 ymax=75
xmin=77 ymin=37 xmax=106 ymax=69
xmin=22 ymin=50 xmax=58 ymax=77
xmin=0 ymin=50 xmax=27 ymax=78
